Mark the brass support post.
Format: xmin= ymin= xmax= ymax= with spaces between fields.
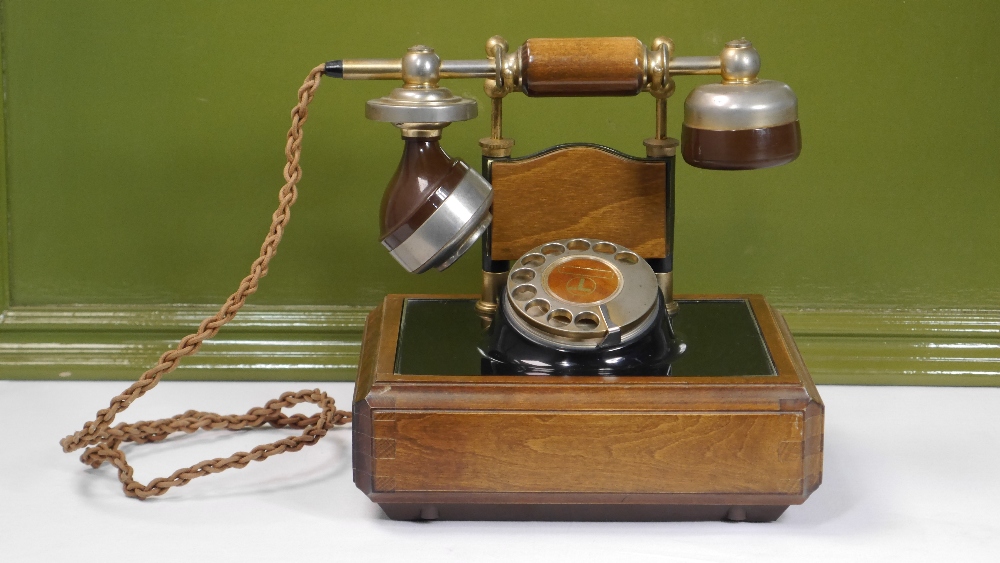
xmin=656 ymin=272 xmax=679 ymax=317
xmin=643 ymin=37 xmax=678 ymax=159
xmin=479 ymin=36 xmax=515 ymax=158
xmin=644 ymin=39 xmax=680 ymax=317
xmin=475 ymin=271 xmax=508 ymax=328
xmin=655 ymin=97 xmax=667 ymax=140
xmin=491 ymin=97 xmax=503 ymax=140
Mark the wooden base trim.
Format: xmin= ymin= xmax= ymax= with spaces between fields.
xmin=2 ymin=303 xmax=999 ymax=384
xmin=367 ymin=491 xmax=806 ymax=506
xmin=378 ymin=502 xmax=789 ymax=522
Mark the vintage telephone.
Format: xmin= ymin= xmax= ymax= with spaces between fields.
xmin=62 ymin=36 xmax=823 ymax=523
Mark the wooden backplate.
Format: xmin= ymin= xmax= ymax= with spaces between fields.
xmin=353 ymin=294 xmax=824 ymax=521
xmin=489 ymin=145 xmax=668 ymax=261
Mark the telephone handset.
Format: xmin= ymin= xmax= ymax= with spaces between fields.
xmin=62 ymin=36 xmax=817 ymax=521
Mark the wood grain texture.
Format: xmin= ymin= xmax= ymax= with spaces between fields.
xmin=352 ymin=302 xmax=383 ymax=403
xmin=490 ymin=146 xmax=667 ymax=261
xmin=375 ymin=411 xmax=804 ymax=494
xmin=520 ymin=37 xmax=645 ymax=97
xmin=774 ymin=306 xmax=824 ymax=493
xmin=352 ymin=293 xmax=824 ymax=520
xmin=351 ymin=302 xmax=383 ymax=494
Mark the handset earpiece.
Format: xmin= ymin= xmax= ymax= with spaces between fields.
xmin=364 ymin=46 xmax=493 ymax=273
xmin=681 ymin=39 xmax=801 ymax=170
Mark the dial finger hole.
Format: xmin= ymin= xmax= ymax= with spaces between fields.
xmin=524 ymin=299 xmax=550 ymax=317
xmin=521 ymin=253 xmax=545 ymax=267
xmin=566 ymin=239 xmax=591 ymax=251
xmin=541 ymin=243 xmax=566 ymax=256
xmin=593 ymin=242 xmax=617 ymax=254
xmin=574 ymin=311 xmax=600 ymax=330
xmin=511 ymin=285 xmax=537 ymax=301
xmin=547 ymin=309 xmax=572 ymax=327
xmin=614 ymin=251 xmax=639 ymax=265
xmin=510 ymin=268 xmax=535 ymax=283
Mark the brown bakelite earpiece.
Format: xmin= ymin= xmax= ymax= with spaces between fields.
xmin=681 ymin=40 xmax=801 ymax=170
xmin=377 ymin=137 xmax=492 ymax=273
xmin=365 ymin=46 xmax=494 ymax=273
xmin=380 ymin=138 xmax=458 ymax=246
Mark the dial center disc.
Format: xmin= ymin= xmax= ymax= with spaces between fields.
xmin=544 ymin=257 xmax=620 ymax=304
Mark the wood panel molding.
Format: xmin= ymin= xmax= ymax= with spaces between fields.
xmin=1 ymin=303 xmax=999 ymax=385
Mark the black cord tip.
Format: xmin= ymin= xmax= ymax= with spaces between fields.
xmin=324 ymin=60 xmax=343 ymax=78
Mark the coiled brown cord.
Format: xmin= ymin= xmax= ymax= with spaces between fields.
xmin=60 ymin=64 xmax=352 ymax=500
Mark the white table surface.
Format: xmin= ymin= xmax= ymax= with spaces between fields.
xmin=2 ymin=381 xmax=998 ymax=563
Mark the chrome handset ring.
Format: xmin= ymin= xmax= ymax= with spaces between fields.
xmin=503 ymin=239 xmax=660 ymax=351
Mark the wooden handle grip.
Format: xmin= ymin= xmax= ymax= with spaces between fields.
xmin=519 ymin=37 xmax=646 ymax=97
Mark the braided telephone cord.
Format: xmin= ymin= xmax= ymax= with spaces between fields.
xmin=59 ymin=64 xmax=352 ymax=500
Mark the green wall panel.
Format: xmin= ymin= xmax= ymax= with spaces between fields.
xmin=3 ymin=0 xmax=998 ymax=309
xmin=1 ymin=1 xmax=998 ymax=383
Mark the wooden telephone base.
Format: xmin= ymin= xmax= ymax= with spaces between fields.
xmin=353 ymin=144 xmax=822 ymax=521
xmin=352 ymin=294 xmax=824 ymax=522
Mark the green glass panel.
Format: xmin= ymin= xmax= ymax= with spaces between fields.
xmin=395 ymin=298 xmax=774 ymax=376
